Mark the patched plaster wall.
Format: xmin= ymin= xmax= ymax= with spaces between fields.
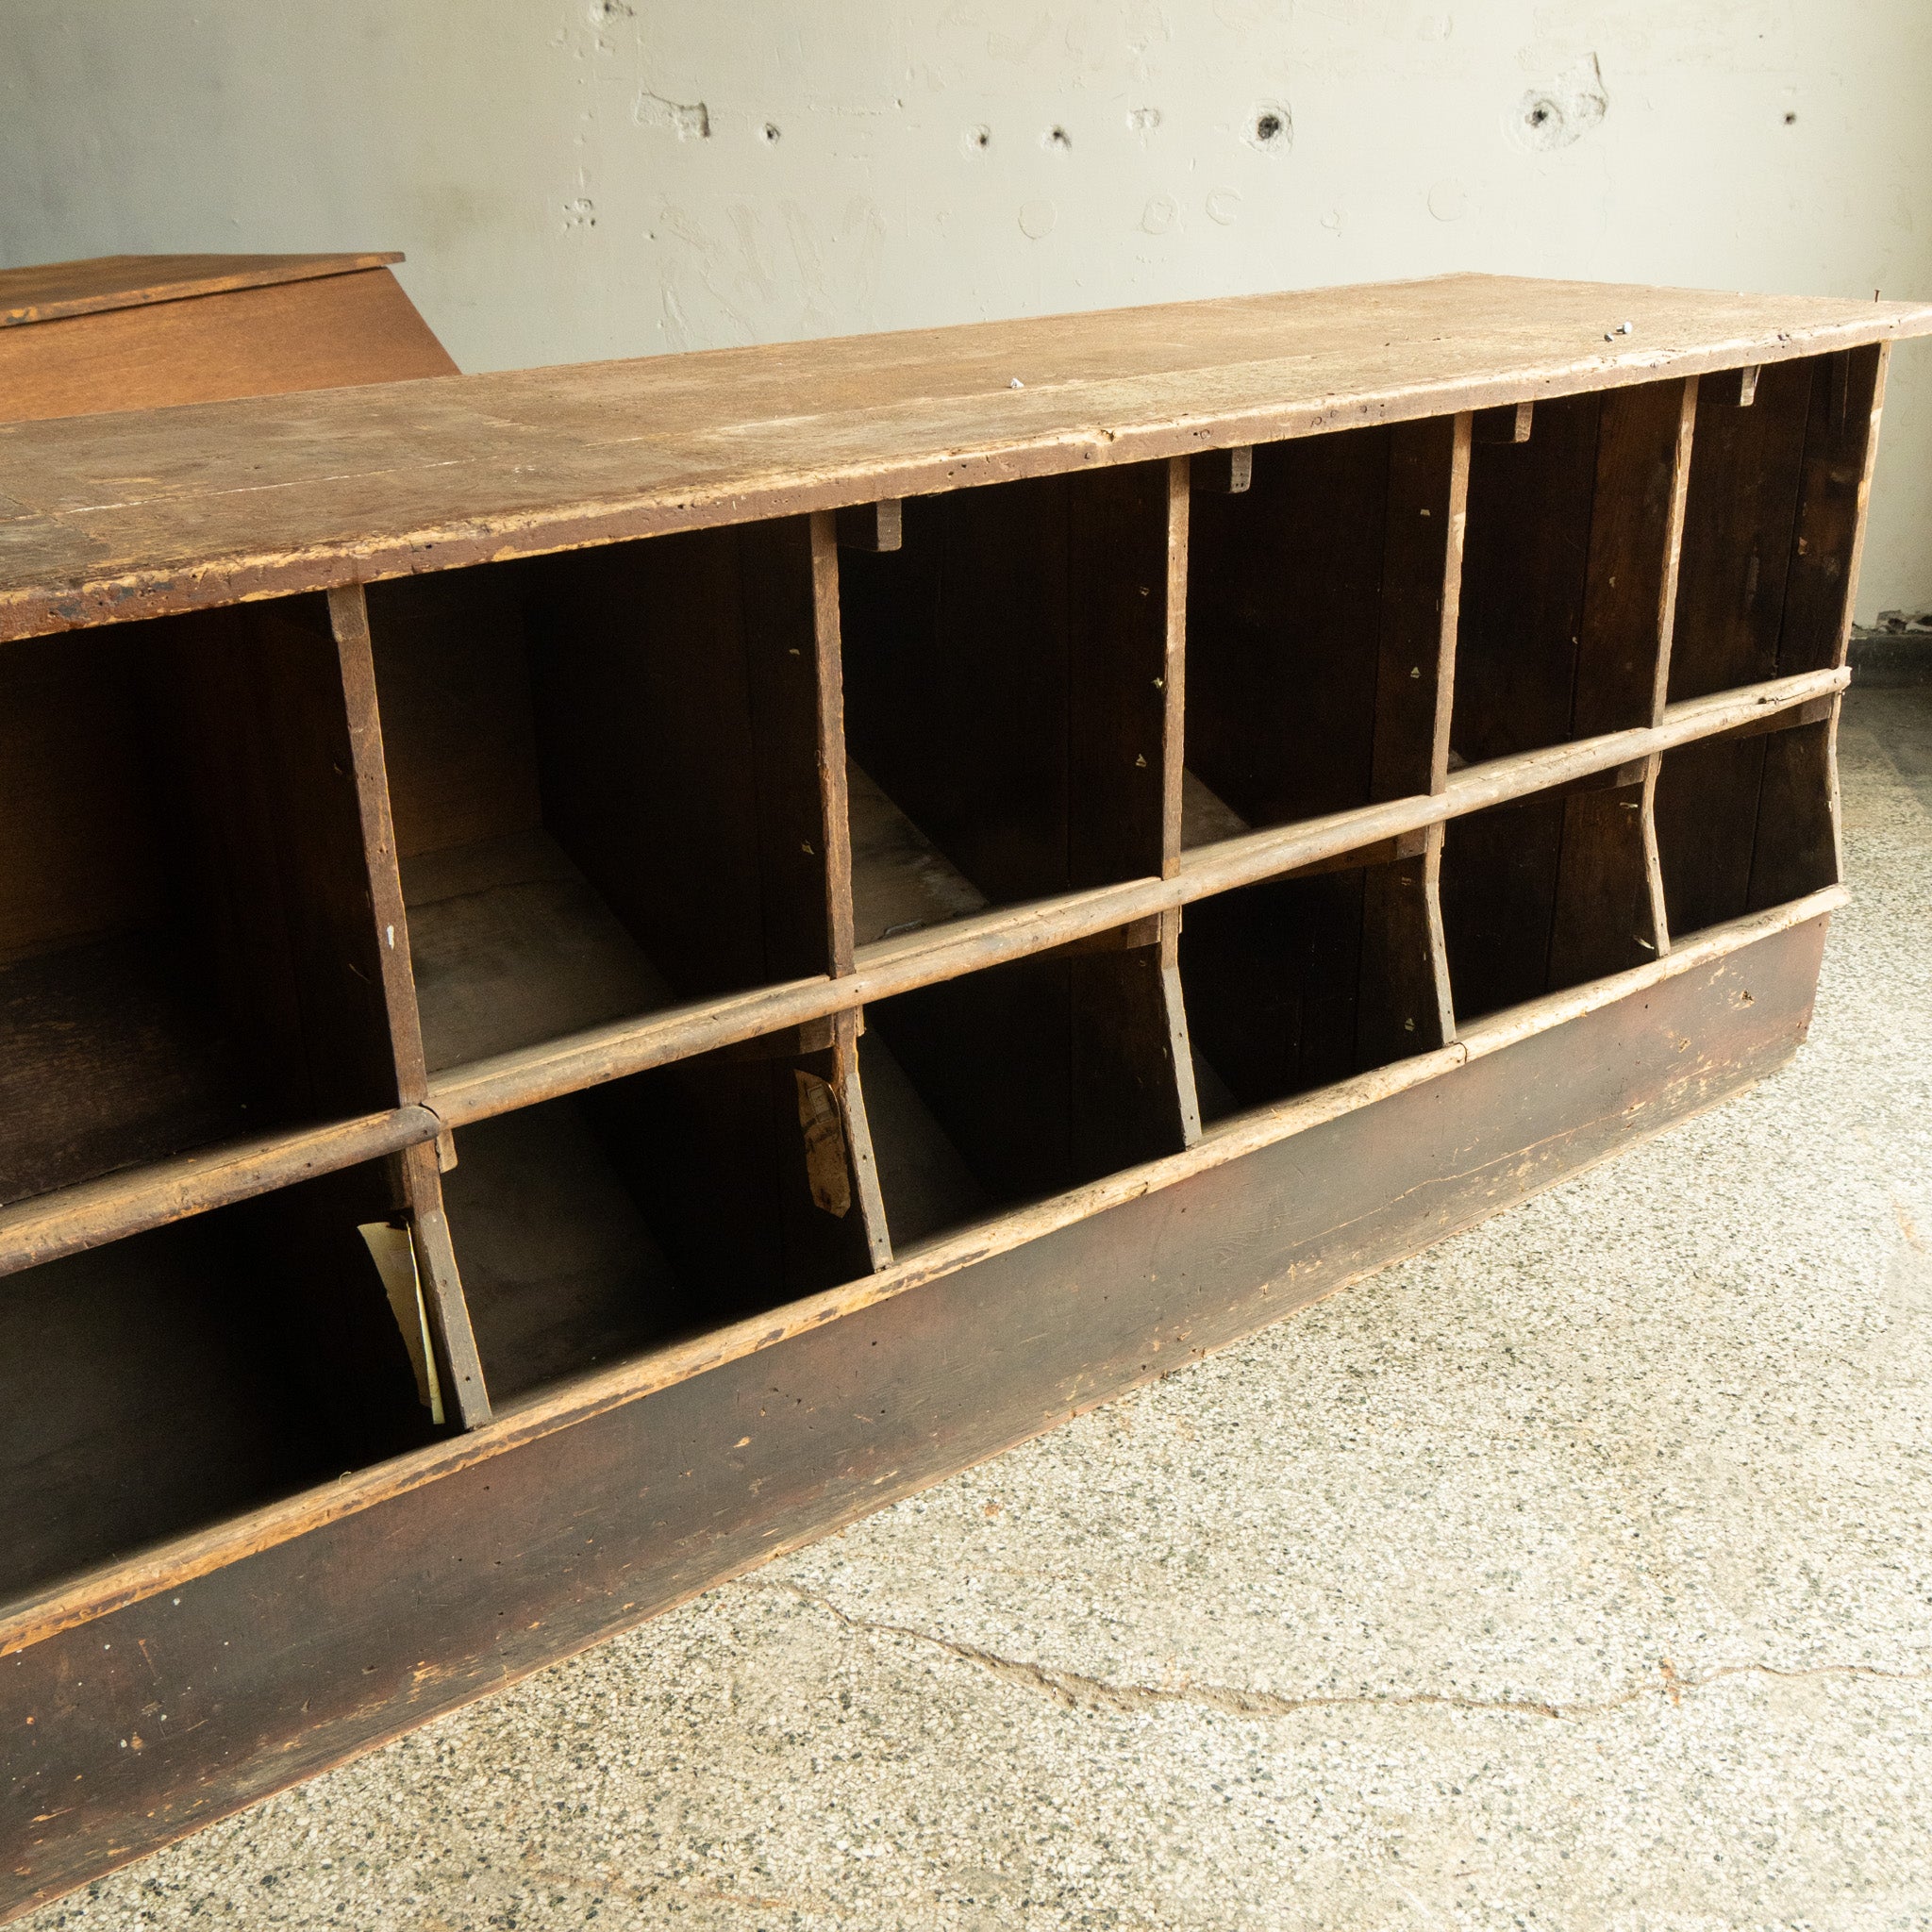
xmin=4 ymin=1 xmax=1929 ymax=616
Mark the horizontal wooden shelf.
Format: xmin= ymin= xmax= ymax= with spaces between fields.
xmin=425 ymin=667 xmax=1845 ymax=1128
xmin=0 ymin=663 xmax=1845 ymax=1286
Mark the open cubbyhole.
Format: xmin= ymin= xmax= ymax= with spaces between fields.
xmin=838 ymin=462 xmax=1178 ymax=945
xmin=858 ymin=926 xmax=1196 ymax=1248
xmin=1669 ymin=347 xmax=1884 ymax=701
xmin=1184 ymin=417 xmax=1461 ymax=841
xmin=1440 ymin=768 xmax=1663 ymax=1024
xmin=0 ymin=1155 xmax=444 ymax=1605
xmin=441 ymin=1018 xmax=886 ymax=1403
xmin=1654 ymin=708 xmax=1838 ymax=937
xmin=365 ymin=516 xmax=838 ymax=1074
xmin=1179 ymin=840 xmax=1452 ymax=1124
xmin=0 ymin=600 xmax=407 ymax=1210
xmin=1453 ymin=380 xmax=1690 ymax=762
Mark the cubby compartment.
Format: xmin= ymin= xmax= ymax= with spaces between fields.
xmin=1439 ymin=772 xmax=1662 ymax=1024
xmin=366 ymin=518 xmax=838 ymax=1073
xmin=1185 ymin=419 xmax=1462 ymax=838
xmin=441 ymin=1022 xmax=885 ymax=1402
xmin=1453 ymin=381 xmax=1690 ymax=762
xmin=1654 ymin=711 xmax=1838 ymax=937
xmin=858 ymin=930 xmax=1195 ymax=1247
xmin=839 ymin=464 xmax=1177 ymax=943
xmin=0 ymin=602 xmax=406 ymax=1209
xmin=1669 ymin=348 xmax=1883 ymax=702
xmin=1180 ymin=843 xmax=1450 ymax=1123
xmin=0 ymin=1158 xmax=440 ymax=1603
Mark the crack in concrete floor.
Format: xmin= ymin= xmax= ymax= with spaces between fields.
xmin=752 ymin=1578 xmax=1932 ymax=1726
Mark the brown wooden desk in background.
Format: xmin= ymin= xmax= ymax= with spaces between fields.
xmin=0 ymin=250 xmax=456 ymax=422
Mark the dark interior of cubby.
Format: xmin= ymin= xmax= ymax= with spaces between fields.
xmin=1180 ymin=849 xmax=1446 ymax=1121
xmin=1440 ymin=774 xmax=1660 ymax=1023
xmin=1183 ymin=421 xmax=1451 ymax=841
xmin=1647 ymin=350 xmax=1874 ymax=940
xmin=1453 ymin=381 xmax=1687 ymax=765
xmin=0 ymin=603 xmax=402 ymax=1209
xmin=1654 ymin=716 xmax=1838 ymax=938
xmin=0 ymin=1158 xmax=435 ymax=1604
xmin=365 ymin=520 xmax=835 ymax=1074
xmin=859 ymin=939 xmax=1193 ymax=1248
xmin=1669 ymin=348 xmax=1880 ymax=704
xmin=443 ymin=1035 xmax=880 ymax=1403
xmin=839 ymin=466 xmax=1174 ymax=945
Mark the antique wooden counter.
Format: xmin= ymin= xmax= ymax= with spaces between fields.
xmin=2 ymin=273 xmax=1927 ymax=1915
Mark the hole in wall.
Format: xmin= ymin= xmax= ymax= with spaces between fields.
xmin=1247 ymin=101 xmax=1293 ymax=151
xmin=762 ymin=122 xmax=781 ymax=142
xmin=1043 ymin=125 xmax=1073 ymax=151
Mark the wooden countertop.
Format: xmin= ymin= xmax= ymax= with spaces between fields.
xmin=3 ymin=272 xmax=1928 ymax=642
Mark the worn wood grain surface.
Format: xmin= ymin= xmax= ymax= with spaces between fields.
xmin=3 ymin=275 xmax=1926 ymax=640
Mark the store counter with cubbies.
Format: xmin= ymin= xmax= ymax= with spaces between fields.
xmin=1 ymin=274 xmax=1925 ymax=1916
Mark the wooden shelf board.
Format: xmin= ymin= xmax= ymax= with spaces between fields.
xmin=5 ymin=276 xmax=1927 ymax=641
xmin=441 ymin=1100 xmax=688 ymax=1406
xmin=402 ymin=827 xmax=675 ymax=1074
xmin=847 ymin=759 xmax=989 ymax=946
xmin=1179 ymin=768 xmax=1252 ymax=849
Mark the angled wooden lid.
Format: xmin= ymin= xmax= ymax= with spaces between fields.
xmin=3 ymin=273 xmax=1929 ymax=642
xmin=0 ymin=252 xmax=405 ymax=328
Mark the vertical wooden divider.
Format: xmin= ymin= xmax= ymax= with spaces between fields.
xmin=1546 ymin=377 xmax=1696 ymax=987
xmin=1742 ymin=341 xmax=1889 ymax=913
xmin=1357 ymin=412 xmax=1468 ymax=1062
xmin=325 ymin=584 xmax=491 ymax=1429
xmin=780 ymin=512 xmax=893 ymax=1272
xmin=1068 ymin=456 xmax=1201 ymax=1174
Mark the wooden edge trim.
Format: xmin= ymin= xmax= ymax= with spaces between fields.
xmin=9 ymin=320 xmax=1932 ymax=641
xmin=0 ymin=884 xmax=1843 ymax=1658
xmin=1457 ymin=886 xmax=1845 ymax=1060
xmin=0 ymin=1107 xmax=441 ymax=1280
xmin=427 ymin=665 xmax=1847 ymax=1125
xmin=0 ymin=253 xmax=407 ymax=328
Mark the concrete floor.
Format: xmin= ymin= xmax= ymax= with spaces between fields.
xmin=25 ymin=686 xmax=1932 ymax=1932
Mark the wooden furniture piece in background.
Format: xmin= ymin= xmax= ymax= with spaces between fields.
xmin=0 ymin=251 xmax=456 ymax=422
xmin=0 ymin=274 xmax=1925 ymax=1919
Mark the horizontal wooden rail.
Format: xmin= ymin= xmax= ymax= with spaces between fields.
xmin=0 ymin=880 xmax=1843 ymax=1659
xmin=430 ymin=666 xmax=1846 ymax=1126
xmin=0 ymin=1106 xmax=442 ymax=1280
xmin=0 ymin=667 xmax=1844 ymax=1271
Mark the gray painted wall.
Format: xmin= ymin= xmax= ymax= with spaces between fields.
xmin=5 ymin=0 xmax=1929 ymax=617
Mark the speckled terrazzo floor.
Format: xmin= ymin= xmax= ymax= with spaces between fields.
xmin=25 ymin=685 xmax=1932 ymax=1932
